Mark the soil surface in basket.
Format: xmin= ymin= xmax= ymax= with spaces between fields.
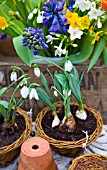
xmin=74 ymin=157 xmax=107 ymax=170
xmin=42 ymin=105 xmax=97 ymax=141
xmin=0 ymin=113 xmax=26 ymax=148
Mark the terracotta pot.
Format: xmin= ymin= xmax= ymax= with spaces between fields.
xmin=18 ymin=137 xmax=58 ymax=170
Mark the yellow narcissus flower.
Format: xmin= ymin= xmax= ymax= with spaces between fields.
xmin=65 ymin=10 xmax=79 ymax=28
xmin=91 ymin=31 xmax=103 ymax=45
xmin=0 ymin=16 xmax=8 ymax=30
xmin=78 ymin=15 xmax=90 ymax=30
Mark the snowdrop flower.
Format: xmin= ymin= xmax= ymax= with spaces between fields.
xmin=68 ymin=26 xmax=83 ymax=41
xmin=10 ymin=71 xmax=17 ymax=81
xmin=88 ymin=7 xmax=104 ymax=20
xmin=28 ymin=13 xmax=33 ymax=20
xmin=77 ymin=0 xmax=91 ymax=12
xmin=76 ymin=110 xmax=87 ymax=120
xmin=29 ymin=88 xmax=39 ymax=100
xmin=68 ymin=90 xmax=71 ymax=97
xmin=34 ymin=65 xmax=41 ymax=77
xmin=54 ymin=90 xmax=58 ymax=97
xmin=54 ymin=45 xmax=64 ymax=57
xmin=20 ymin=78 xmax=28 ymax=87
xmin=32 ymin=8 xmax=38 ymax=14
xmin=20 ymin=86 xmax=29 ymax=99
xmin=65 ymin=60 xmax=73 ymax=72
xmin=46 ymin=35 xmax=53 ymax=44
xmin=52 ymin=115 xmax=60 ymax=128
xmin=26 ymin=108 xmax=33 ymax=119
xmin=97 ymin=17 xmax=102 ymax=28
xmin=37 ymin=12 xmax=43 ymax=23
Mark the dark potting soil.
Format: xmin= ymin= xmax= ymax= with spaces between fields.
xmin=0 ymin=113 xmax=26 ymax=148
xmin=74 ymin=157 xmax=107 ymax=170
xmin=42 ymin=105 xmax=97 ymax=141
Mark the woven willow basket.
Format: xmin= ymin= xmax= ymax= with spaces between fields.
xmin=68 ymin=154 xmax=107 ymax=170
xmin=35 ymin=102 xmax=103 ymax=157
xmin=0 ymin=107 xmax=32 ymax=167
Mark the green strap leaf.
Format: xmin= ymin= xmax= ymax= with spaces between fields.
xmin=54 ymin=72 xmax=67 ymax=87
xmin=88 ymin=37 xmax=106 ymax=72
xmin=0 ymin=87 xmax=7 ymax=97
xmin=13 ymin=35 xmax=34 ymax=67
xmin=0 ymin=104 xmax=7 ymax=121
xmin=102 ymin=47 xmax=107 ymax=65
xmin=41 ymin=73 xmax=50 ymax=95
xmin=0 ymin=100 xmax=9 ymax=108
xmin=36 ymin=88 xmax=54 ymax=111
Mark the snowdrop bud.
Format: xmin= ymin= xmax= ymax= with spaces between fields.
xmin=68 ymin=90 xmax=71 ymax=96
xmin=76 ymin=110 xmax=87 ymax=120
xmin=65 ymin=60 xmax=73 ymax=72
xmin=97 ymin=18 xmax=102 ymax=28
xmin=54 ymin=90 xmax=58 ymax=97
xmin=10 ymin=71 xmax=17 ymax=81
xmin=52 ymin=116 xmax=60 ymax=128
xmin=37 ymin=13 xmax=43 ymax=23
xmin=28 ymin=13 xmax=33 ymax=20
xmin=34 ymin=67 xmax=41 ymax=77
xmin=32 ymin=8 xmax=38 ymax=14
xmin=20 ymin=86 xmax=29 ymax=99
xmin=46 ymin=35 xmax=53 ymax=44
xmin=29 ymin=88 xmax=39 ymax=100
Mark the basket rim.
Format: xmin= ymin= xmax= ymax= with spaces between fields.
xmin=68 ymin=153 xmax=107 ymax=170
xmin=0 ymin=107 xmax=32 ymax=154
xmin=35 ymin=102 xmax=103 ymax=148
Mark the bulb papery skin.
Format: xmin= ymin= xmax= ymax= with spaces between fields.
xmin=76 ymin=110 xmax=87 ymax=120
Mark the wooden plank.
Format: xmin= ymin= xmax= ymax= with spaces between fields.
xmin=0 ymin=56 xmax=107 ymax=124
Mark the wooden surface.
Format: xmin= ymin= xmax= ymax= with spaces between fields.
xmin=0 ymin=55 xmax=107 ymax=124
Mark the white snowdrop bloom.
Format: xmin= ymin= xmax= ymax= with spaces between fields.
xmin=78 ymin=0 xmax=91 ymax=12
xmin=54 ymin=90 xmax=58 ymax=97
xmin=88 ymin=7 xmax=104 ymax=20
xmin=32 ymin=8 xmax=38 ymax=14
xmin=29 ymin=88 xmax=39 ymax=100
xmin=52 ymin=115 xmax=60 ymax=128
xmin=10 ymin=71 xmax=17 ymax=81
xmin=68 ymin=90 xmax=71 ymax=97
xmin=65 ymin=60 xmax=73 ymax=72
xmin=97 ymin=17 xmax=102 ymax=28
xmin=34 ymin=67 xmax=41 ymax=77
xmin=76 ymin=110 xmax=87 ymax=120
xmin=37 ymin=13 xmax=43 ymax=23
xmin=68 ymin=26 xmax=83 ymax=41
xmin=20 ymin=86 xmax=29 ymax=99
xmin=46 ymin=35 xmax=53 ymax=44
xmin=54 ymin=45 xmax=63 ymax=57
xmin=28 ymin=13 xmax=33 ymax=20
xmin=20 ymin=78 xmax=28 ymax=87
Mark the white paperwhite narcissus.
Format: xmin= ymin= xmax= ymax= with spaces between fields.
xmin=29 ymin=88 xmax=39 ymax=100
xmin=20 ymin=86 xmax=29 ymax=99
xmin=10 ymin=71 xmax=17 ymax=81
xmin=34 ymin=67 xmax=41 ymax=77
xmin=28 ymin=13 xmax=33 ymax=20
xmin=54 ymin=45 xmax=64 ymax=57
xmin=46 ymin=35 xmax=53 ymax=44
xmin=68 ymin=26 xmax=83 ymax=41
xmin=65 ymin=60 xmax=73 ymax=72
xmin=76 ymin=110 xmax=87 ymax=120
xmin=52 ymin=115 xmax=60 ymax=128
xmin=77 ymin=0 xmax=91 ymax=12
xmin=54 ymin=90 xmax=58 ymax=97
xmin=88 ymin=7 xmax=104 ymax=20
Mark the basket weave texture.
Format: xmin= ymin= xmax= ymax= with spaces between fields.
xmin=0 ymin=107 xmax=32 ymax=167
xmin=35 ymin=102 xmax=103 ymax=157
xmin=68 ymin=154 xmax=107 ymax=170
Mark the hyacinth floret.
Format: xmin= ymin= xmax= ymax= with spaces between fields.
xmin=0 ymin=34 xmax=7 ymax=40
xmin=43 ymin=0 xmax=67 ymax=34
xmin=22 ymin=27 xmax=48 ymax=55
xmin=67 ymin=0 xmax=75 ymax=12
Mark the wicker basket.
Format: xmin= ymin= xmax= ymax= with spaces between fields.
xmin=0 ymin=108 xmax=32 ymax=167
xmin=35 ymin=102 xmax=103 ymax=157
xmin=68 ymin=154 xmax=107 ymax=170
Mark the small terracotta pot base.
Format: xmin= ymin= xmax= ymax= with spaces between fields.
xmin=18 ymin=137 xmax=58 ymax=170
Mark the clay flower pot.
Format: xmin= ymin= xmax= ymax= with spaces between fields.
xmin=18 ymin=137 xmax=58 ymax=170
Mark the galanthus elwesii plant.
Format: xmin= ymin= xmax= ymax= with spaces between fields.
xmin=0 ymin=66 xmax=39 ymax=134
xmin=0 ymin=0 xmax=107 ymax=70
xmin=33 ymin=56 xmax=87 ymax=132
